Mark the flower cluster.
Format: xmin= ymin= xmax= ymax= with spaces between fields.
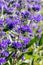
xmin=0 ymin=0 xmax=43 ymax=65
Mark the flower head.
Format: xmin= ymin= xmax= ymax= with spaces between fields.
xmin=12 ymin=41 xmax=22 ymax=49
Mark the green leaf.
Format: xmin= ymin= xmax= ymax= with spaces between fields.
xmin=20 ymin=62 xmax=28 ymax=65
xmin=39 ymin=34 xmax=43 ymax=45
xmin=3 ymin=63 xmax=9 ymax=65
xmin=9 ymin=58 xmax=12 ymax=65
xmin=3 ymin=25 xmax=9 ymax=32
xmin=24 ymin=54 xmax=32 ymax=59
xmin=26 ymin=36 xmax=39 ymax=48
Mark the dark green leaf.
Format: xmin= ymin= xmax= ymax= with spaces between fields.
xmin=9 ymin=58 xmax=12 ymax=65
xmin=39 ymin=34 xmax=43 ymax=45
xmin=26 ymin=36 xmax=39 ymax=48
xmin=3 ymin=25 xmax=9 ymax=32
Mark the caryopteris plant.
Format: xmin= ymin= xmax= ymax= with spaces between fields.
xmin=0 ymin=0 xmax=43 ymax=65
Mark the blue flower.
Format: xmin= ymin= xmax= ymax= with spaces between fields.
xmin=27 ymin=0 xmax=40 ymax=3
xmin=21 ymin=56 xmax=25 ymax=60
xmin=4 ymin=0 xmax=14 ymax=3
xmin=32 ymin=0 xmax=40 ymax=3
xmin=0 ymin=19 xmax=3 ymax=25
xmin=21 ymin=25 xmax=32 ymax=33
xmin=19 ymin=36 xmax=30 ymax=46
xmin=7 ymin=23 xmax=14 ymax=30
xmin=12 ymin=41 xmax=22 ymax=49
xmin=21 ymin=11 xmax=30 ymax=18
xmin=1 ymin=39 xmax=10 ymax=49
xmin=15 ymin=3 xmax=20 ymax=8
xmin=0 ymin=58 xmax=6 ymax=64
xmin=5 ymin=17 xmax=12 ymax=24
xmin=27 ymin=0 xmax=31 ymax=2
xmin=32 ymin=4 xmax=41 ymax=11
xmin=2 ymin=51 xmax=9 ymax=57
xmin=37 ymin=29 xmax=42 ymax=33
xmin=4 ymin=6 xmax=14 ymax=14
xmin=23 ymin=37 xmax=30 ymax=45
xmin=34 ymin=14 xmax=42 ymax=22
xmin=12 ymin=52 xmax=15 ymax=58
